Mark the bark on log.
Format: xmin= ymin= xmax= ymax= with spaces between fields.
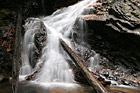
xmin=12 ymin=11 xmax=22 ymax=93
xmin=60 ymin=39 xmax=108 ymax=93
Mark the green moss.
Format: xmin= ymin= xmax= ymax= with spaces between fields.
xmin=0 ymin=9 xmax=11 ymax=26
xmin=0 ymin=9 xmax=10 ymax=15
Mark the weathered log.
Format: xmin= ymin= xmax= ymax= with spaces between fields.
xmin=60 ymin=39 xmax=108 ymax=93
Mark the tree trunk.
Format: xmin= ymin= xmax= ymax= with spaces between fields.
xmin=12 ymin=11 xmax=22 ymax=93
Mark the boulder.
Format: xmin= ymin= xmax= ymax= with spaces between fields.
xmin=79 ymin=0 xmax=140 ymax=72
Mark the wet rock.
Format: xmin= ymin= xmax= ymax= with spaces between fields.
xmin=120 ymin=79 xmax=130 ymax=85
xmin=79 ymin=0 xmax=140 ymax=74
xmin=72 ymin=66 xmax=90 ymax=85
xmin=100 ymin=69 xmax=109 ymax=78
xmin=72 ymin=42 xmax=95 ymax=65
xmin=0 ymin=78 xmax=10 ymax=85
xmin=97 ymin=76 xmax=105 ymax=81
xmin=102 ymin=80 xmax=111 ymax=87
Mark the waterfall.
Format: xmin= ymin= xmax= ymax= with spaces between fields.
xmin=21 ymin=0 xmax=96 ymax=83
xmin=20 ymin=18 xmax=41 ymax=75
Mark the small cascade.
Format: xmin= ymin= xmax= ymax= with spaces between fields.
xmin=35 ymin=0 xmax=96 ymax=83
xmin=20 ymin=18 xmax=40 ymax=75
xmin=18 ymin=0 xmax=140 ymax=90
xmin=88 ymin=54 xmax=100 ymax=73
xmin=73 ymin=18 xmax=88 ymax=45
xmin=20 ymin=0 xmax=97 ymax=84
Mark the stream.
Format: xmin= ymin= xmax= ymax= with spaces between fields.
xmin=14 ymin=0 xmax=140 ymax=92
xmin=1 ymin=83 xmax=140 ymax=93
xmin=20 ymin=0 xmax=95 ymax=83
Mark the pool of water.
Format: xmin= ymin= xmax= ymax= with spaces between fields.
xmin=0 ymin=82 xmax=94 ymax=93
xmin=18 ymin=82 xmax=94 ymax=93
xmin=0 ymin=82 xmax=140 ymax=93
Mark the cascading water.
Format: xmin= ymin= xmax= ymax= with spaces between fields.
xmin=20 ymin=18 xmax=41 ymax=75
xmin=35 ymin=0 xmax=96 ymax=83
xmin=21 ymin=0 xmax=97 ymax=83
xmin=17 ymin=0 xmax=140 ymax=91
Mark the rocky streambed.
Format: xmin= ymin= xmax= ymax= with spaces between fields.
xmin=76 ymin=0 xmax=140 ymax=88
xmin=23 ymin=0 xmax=140 ymax=89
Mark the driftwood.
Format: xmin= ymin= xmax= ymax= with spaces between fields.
xmin=60 ymin=39 xmax=108 ymax=93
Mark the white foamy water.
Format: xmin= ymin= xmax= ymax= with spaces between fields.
xmin=21 ymin=0 xmax=96 ymax=83
xmin=20 ymin=18 xmax=40 ymax=75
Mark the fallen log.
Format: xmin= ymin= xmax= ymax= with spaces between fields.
xmin=60 ymin=39 xmax=108 ymax=93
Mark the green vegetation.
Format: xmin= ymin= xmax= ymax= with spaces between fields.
xmin=0 ymin=9 xmax=11 ymax=26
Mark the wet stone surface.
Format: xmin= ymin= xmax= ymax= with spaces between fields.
xmin=72 ymin=0 xmax=140 ymax=88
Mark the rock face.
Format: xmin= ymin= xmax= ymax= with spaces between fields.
xmin=80 ymin=0 xmax=140 ymax=72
